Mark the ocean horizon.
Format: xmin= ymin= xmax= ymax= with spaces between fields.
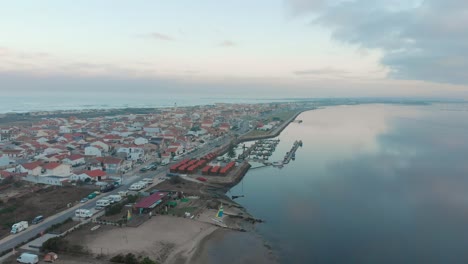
xmin=0 ymin=94 xmax=297 ymax=114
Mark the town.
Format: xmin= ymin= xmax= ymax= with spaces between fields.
xmin=0 ymin=101 xmax=309 ymax=264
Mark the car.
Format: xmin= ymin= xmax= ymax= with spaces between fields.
xmin=80 ymin=198 xmax=89 ymax=203
xmin=139 ymin=167 xmax=148 ymax=172
xmin=31 ymin=215 xmax=44 ymax=225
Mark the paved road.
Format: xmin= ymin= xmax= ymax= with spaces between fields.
xmin=0 ymin=134 xmax=234 ymax=254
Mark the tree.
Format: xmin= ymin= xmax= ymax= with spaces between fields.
xmin=227 ymin=143 xmax=236 ymax=159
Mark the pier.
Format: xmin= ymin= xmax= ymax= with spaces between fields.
xmin=282 ymin=140 xmax=303 ymax=164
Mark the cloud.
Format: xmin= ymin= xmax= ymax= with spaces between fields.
xmin=285 ymin=0 xmax=468 ymax=85
xmin=293 ymin=67 xmax=349 ymax=76
xmin=148 ymin=32 xmax=175 ymax=41
xmin=219 ymin=40 xmax=236 ymax=47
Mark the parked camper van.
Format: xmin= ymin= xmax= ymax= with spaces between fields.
xmin=129 ymin=183 xmax=144 ymax=191
xmin=17 ymin=253 xmax=39 ymax=264
xmin=118 ymin=190 xmax=129 ymax=197
xmin=96 ymin=199 xmax=111 ymax=207
xmin=107 ymin=195 xmax=122 ymax=203
xmin=11 ymin=221 xmax=29 ymax=234
xmin=75 ymin=209 xmax=93 ymax=218
xmin=142 ymin=178 xmax=154 ymax=185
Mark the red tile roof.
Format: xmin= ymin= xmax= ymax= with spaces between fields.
xmin=67 ymin=154 xmax=84 ymax=161
xmin=21 ymin=161 xmax=42 ymax=170
xmin=43 ymin=163 xmax=61 ymax=170
xmin=95 ymin=157 xmax=123 ymax=165
xmin=84 ymin=170 xmax=107 ymax=178
xmin=135 ymin=192 xmax=167 ymax=209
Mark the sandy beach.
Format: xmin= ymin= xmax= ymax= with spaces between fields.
xmin=67 ymin=215 xmax=218 ymax=263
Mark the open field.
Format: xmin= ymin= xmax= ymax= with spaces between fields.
xmin=0 ymin=186 xmax=92 ymax=238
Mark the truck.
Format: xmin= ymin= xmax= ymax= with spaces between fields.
xmin=11 ymin=221 xmax=28 ymax=234
xmin=75 ymin=209 xmax=93 ymax=218
xmin=16 ymin=252 xmax=39 ymax=264
xmin=107 ymin=195 xmax=122 ymax=203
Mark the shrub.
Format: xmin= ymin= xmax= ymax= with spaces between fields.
xmin=110 ymin=254 xmax=125 ymax=263
xmin=124 ymin=253 xmax=138 ymax=264
xmin=106 ymin=202 xmax=124 ymax=216
xmin=127 ymin=194 xmax=139 ymax=203
xmin=170 ymin=176 xmax=182 ymax=185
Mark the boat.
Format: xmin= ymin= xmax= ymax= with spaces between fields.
xmin=272 ymin=161 xmax=283 ymax=167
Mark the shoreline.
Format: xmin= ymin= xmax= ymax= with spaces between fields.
xmin=237 ymin=108 xmax=312 ymax=143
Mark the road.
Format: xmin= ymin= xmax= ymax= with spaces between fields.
xmin=0 ymin=134 xmax=234 ymax=254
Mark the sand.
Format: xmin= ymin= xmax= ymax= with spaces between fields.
xmin=77 ymin=215 xmax=218 ymax=263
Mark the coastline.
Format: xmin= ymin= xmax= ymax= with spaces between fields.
xmin=237 ymin=108 xmax=312 ymax=143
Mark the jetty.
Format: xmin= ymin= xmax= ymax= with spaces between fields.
xmin=282 ymin=140 xmax=303 ymax=164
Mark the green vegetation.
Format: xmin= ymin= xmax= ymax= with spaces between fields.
xmin=42 ymin=236 xmax=86 ymax=254
xmin=168 ymin=206 xmax=197 ymax=217
xmin=227 ymin=143 xmax=236 ymax=159
xmin=106 ymin=202 xmax=124 ymax=216
xmin=127 ymin=194 xmax=139 ymax=203
xmin=0 ymin=205 xmax=17 ymax=215
xmin=45 ymin=217 xmax=73 ymax=233
xmin=110 ymin=253 xmax=160 ymax=264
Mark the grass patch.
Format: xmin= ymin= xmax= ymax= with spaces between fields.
xmin=167 ymin=206 xmax=198 ymax=217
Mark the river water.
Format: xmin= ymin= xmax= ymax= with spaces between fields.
xmin=201 ymin=103 xmax=468 ymax=264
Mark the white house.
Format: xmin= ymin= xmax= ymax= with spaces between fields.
xmin=70 ymin=169 xmax=107 ymax=182
xmin=59 ymin=126 xmax=72 ymax=133
xmin=85 ymin=146 xmax=102 ymax=157
xmin=116 ymin=147 xmax=144 ymax=161
xmin=0 ymin=155 xmax=12 ymax=167
xmin=42 ymin=163 xmax=71 ymax=177
xmin=62 ymin=154 xmax=86 ymax=166
xmin=17 ymin=162 xmax=43 ymax=176
xmin=134 ymin=137 xmax=148 ymax=145
xmin=91 ymin=141 xmax=109 ymax=152
xmin=36 ymin=137 xmax=49 ymax=144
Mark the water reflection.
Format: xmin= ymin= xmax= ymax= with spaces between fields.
xmin=224 ymin=104 xmax=468 ymax=264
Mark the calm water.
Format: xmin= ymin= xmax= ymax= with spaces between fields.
xmin=205 ymin=103 xmax=468 ymax=264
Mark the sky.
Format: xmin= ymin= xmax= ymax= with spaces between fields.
xmin=1 ymin=0 xmax=468 ymax=99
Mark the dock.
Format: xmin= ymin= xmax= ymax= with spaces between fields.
xmin=239 ymin=139 xmax=280 ymax=161
xmin=282 ymin=140 xmax=303 ymax=164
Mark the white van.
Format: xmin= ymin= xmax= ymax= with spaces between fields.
xmin=142 ymin=178 xmax=154 ymax=184
xmin=107 ymin=195 xmax=122 ymax=203
xmin=118 ymin=190 xmax=129 ymax=197
xmin=17 ymin=252 xmax=39 ymax=264
xmin=75 ymin=209 xmax=93 ymax=218
xmin=96 ymin=199 xmax=111 ymax=207
xmin=129 ymin=183 xmax=144 ymax=191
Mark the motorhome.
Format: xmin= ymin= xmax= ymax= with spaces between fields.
xmin=107 ymin=195 xmax=122 ymax=203
xmin=142 ymin=178 xmax=153 ymax=185
xmin=16 ymin=253 xmax=39 ymax=264
xmin=11 ymin=221 xmax=28 ymax=234
xmin=96 ymin=199 xmax=111 ymax=207
xmin=118 ymin=190 xmax=129 ymax=197
xmin=75 ymin=209 xmax=93 ymax=218
xmin=129 ymin=183 xmax=144 ymax=191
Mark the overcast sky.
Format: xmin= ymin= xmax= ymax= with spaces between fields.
xmin=1 ymin=0 xmax=467 ymax=99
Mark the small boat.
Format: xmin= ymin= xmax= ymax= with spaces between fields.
xmin=272 ymin=161 xmax=283 ymax=167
